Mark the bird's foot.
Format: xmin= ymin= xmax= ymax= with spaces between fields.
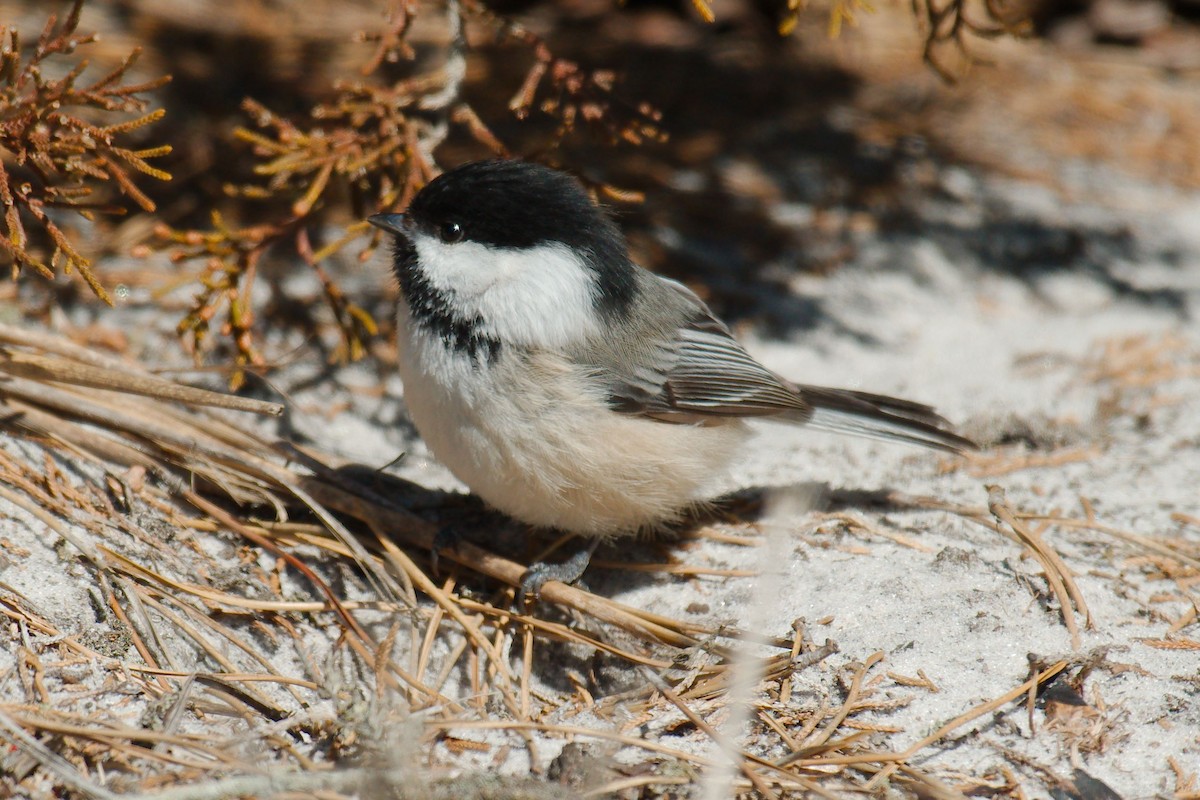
xmin=430 ymin=525 xmax=464 ymax=577
xmin=519 ymin=539 xmax=600 ymax=600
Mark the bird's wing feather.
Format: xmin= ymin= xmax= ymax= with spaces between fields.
xmin=599 ymin=279 xmax=811 ymax=421
xmin=656 ymin=317 xmax=810 ymax=416
xmin=591 ymin=275 xmax=973 ymax=453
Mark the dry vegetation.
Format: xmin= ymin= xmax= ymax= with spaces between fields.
xmin=1 ymin=0 xmax=1199 ymax=798
xmin=0 ymin=1 xmax=170 ymax=303
xmin=0 ymin=0 xmax=1026 ymax=381
xmin=4 ymin=322 xmax=1198 ymax=798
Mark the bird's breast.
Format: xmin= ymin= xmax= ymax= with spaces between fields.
xmin=394 ymin=305 xmax=749 ymax=535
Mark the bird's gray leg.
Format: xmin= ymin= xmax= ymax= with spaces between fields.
xmin=429 ymin=525 xmax=463 ymax=577
xmin=519 ymin=538 xmax=601 ymax=599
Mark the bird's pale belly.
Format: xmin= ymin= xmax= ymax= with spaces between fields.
xmin=398 ymin=326 xmax=748 ymax=536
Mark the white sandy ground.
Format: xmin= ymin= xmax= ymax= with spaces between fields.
xmin=1 ymin=163 xmax=1198 ymax=798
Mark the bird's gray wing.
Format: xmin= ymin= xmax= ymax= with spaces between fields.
xmin=595 ymin=277 xmax=973 ymax=452
xmin=648 ymin=314 xmax=810 ymax=419
xmin=598 ymin=279 xmax=812 ymax=422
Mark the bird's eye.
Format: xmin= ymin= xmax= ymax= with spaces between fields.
xmin=438 ymin=221 xmax=464 ymax=244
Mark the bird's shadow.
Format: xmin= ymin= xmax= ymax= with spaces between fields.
xmin=326 ymin=463 xmax=923 ymax=592
xmin=325 ymin=463 xmax=942 ymax=693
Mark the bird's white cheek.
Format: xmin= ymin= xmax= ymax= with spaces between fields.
xmin=412 ymin=235 xmax=499 ymax=299
xmin=414 ymin=237 xmax=601 ymax=349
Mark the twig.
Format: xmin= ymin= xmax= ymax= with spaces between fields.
xmin=987 ymin=484 xmax=1091 ymax=649
xmin=0 ymin=348 xmax=283 ymax=416
xmin=0 ymin=706 xmax=122 ymax=800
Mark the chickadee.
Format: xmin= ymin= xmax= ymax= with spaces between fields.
xmin=369 ymin=159 xmax=972 ymax=594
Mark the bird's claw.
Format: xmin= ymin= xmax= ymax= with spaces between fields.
xmin=518 ymin=542 xmax=598 ymax=600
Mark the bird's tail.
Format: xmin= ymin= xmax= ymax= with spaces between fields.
xmin=783 ymin=384 xmax=976 ymax=453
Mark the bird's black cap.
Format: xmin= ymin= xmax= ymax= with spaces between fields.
xmin=401 ymin=159 xmax=637 ymax=317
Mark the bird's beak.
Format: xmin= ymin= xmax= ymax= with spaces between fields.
xmin=368 ymin=213 xmax=408 ymax=237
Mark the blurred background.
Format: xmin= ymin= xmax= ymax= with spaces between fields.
xmin=1 ymin=0 xmax=1198 ymax=378
xmin=2 ymin=8 xmax=1198 ymax=796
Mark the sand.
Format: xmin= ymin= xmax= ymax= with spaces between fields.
xmin=2 ymin=97 xmax=1199 ymax=800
